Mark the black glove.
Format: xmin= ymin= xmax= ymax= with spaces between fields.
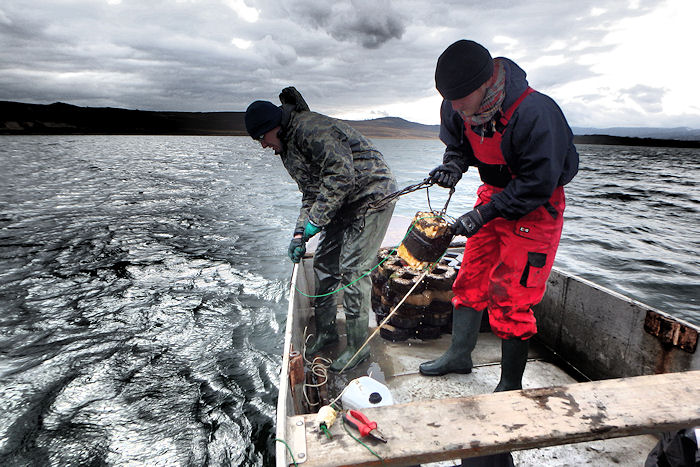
xmin=288 ymin=237 xmax=306 ymax=263
xmin=428 ymin=161 xmax=463 ymax=188
xmin=453 ymin=203 xmax=500 ymax=238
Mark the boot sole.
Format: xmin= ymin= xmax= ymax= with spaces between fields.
xmin=418 ymin=366 xmax=473 ymax=377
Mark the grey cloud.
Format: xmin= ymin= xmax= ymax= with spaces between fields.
xmin=0 ymin=9 xmax=11 ymax=25
xmin=277 ymin=0 xmax=405 ymax=49
xmin=328 ymin=2 xmax=405 ymax=49
xmin=0 ymin=0 xmax=271 ymax=111
xmin=526 ymin=63 xmax=599 ymax=91
xmin=476 ymin=1 xmax=659 ymax=69
xmin=620 ymin=85 xmax=666 ymax=113
xmin=256 ymin=35 xmax=298 ymax=66
xmin=0 ymin=0 xmax=692 ymax=128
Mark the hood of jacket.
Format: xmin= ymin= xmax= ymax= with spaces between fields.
xmin=498 ymin=57 xmax=530 ymax=110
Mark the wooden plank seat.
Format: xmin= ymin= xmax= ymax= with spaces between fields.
xmin=285 ymin=370 xmax=700 ymax=466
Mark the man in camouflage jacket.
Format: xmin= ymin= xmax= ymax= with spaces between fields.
xmin=244 ymin=87 xmax=397 ymax=372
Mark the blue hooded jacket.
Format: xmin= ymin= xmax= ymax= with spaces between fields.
xmin=439 ymin=58 xmax=579 ymax=220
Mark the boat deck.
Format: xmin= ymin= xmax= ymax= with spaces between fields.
xmin=310 ymin=310 xmax=658 ymax=466
xmin=278 ymin=216 xmax=700 ymax=466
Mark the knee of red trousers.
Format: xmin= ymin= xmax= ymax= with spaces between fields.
xmin=488 ymin=306 xmax=537 ymax=340
xmin=452 ymin=294 xmax=489 ymax=312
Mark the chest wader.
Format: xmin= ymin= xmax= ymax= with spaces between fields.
xmin=306 ymin=203 xmax=395 ymax=372
xmin=457 ymin=88 xmax=539 ymax=467
xmin=465 ymin=88 xmax=536 ymax=394
xmin=419 ymin=88 xmax=536 ymax=393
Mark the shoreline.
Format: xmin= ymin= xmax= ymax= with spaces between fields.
xmin=2 ymin=101 xmax=699 ymax=148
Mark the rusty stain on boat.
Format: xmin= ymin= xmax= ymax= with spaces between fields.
xmin=644 ymin=309 xmax=698 ymax=353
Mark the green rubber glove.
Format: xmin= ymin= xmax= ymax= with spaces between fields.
xmin=288 ymin=237 xmax=306 ymax=263
xmin=303 ymin=221 xmax=321 ymax=240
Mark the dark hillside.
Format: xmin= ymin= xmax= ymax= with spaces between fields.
xmin=0 ymin=101 xmax=246 ymax=135
xmin=2 ymin=101 xmax=699 ymax=148
xmin=574 ymin=134 xmax=700 ymax=148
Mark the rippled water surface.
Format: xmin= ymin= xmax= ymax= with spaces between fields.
xmin=1 ymin=135 xmax=698 ymax=465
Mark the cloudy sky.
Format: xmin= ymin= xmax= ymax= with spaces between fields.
xmin=1 ymin=0 xmax=698 ymax=128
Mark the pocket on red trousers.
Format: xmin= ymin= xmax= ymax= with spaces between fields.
xmin=519 ymin=251 xmax=548 ymax=288
xmin=513 ymin=205 xmax=560 ymax=243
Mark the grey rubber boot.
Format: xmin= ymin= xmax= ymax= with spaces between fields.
xmin=419 ymin=307 xmax=483 ymax=376
xmin=329 ymin=315 xmax=370 ymax=372
xmin=305 ymin=307 xmax=339 ymax=356
xmin=494 ymin=338 xmax=529 ymax=392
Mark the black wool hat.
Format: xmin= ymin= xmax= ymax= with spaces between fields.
xmin=244 ymin=100 xmax=283 ymax=139
xmin=435 ymin=40 xmax=494 ymax=100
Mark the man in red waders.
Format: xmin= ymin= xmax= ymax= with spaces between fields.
xmin=420 ymin=40 xmax=579 ymax=395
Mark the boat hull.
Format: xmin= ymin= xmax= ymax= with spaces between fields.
xmin=276 ymin=225 xmax=700 ymax=466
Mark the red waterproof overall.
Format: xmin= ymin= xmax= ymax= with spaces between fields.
xmin=452 ymin=87 xmax=566 ymax=340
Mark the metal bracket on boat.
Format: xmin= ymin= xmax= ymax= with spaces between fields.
xmin=286 ymin=415 xmax=308 ymax=464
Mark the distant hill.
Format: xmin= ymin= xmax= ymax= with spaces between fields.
xmin=572 ymin=126 xmax=700 ymax=141
xmin=342 ymin=117 xmax=439 ymax=139
xmin=2 ymin=101 xmax=699 ymax=148
xmin=0 ymin=101 xmax=437 ymax=138
xmin=573 ymin=134 xmax=700 ymax=148
xmin=0 ymin=101 xmax=246 ymax=136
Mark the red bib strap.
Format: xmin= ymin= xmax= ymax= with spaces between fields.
xmin=466 ymin=86 xmax=537 ymax=167
xmin=501 ymin=87 xmax=535 ymax=124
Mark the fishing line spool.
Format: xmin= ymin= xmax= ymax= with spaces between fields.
xmin=315 ymin=405 xmax=338 ymax=433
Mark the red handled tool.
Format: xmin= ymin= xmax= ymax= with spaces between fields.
xmin=342 ymin=410 xmax=388 ymax=443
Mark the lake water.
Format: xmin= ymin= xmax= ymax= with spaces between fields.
xmin=1 ymin=135 xmax=698 ymax=465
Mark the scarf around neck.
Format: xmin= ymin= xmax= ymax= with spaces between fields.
xmin=462 ymin=58 xmax=506 ymax=126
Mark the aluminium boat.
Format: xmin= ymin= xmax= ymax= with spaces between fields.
xmin=275 ymin=216 xmax=700 ymax=466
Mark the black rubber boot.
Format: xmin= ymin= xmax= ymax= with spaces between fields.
xmin=330 ymin=314 xmax=370 ymax=372
xmin=305 ymin=307 xmax=339 ymax=356
xmin=461 ymin=452 xmax=515 ymax=467
xmin=460 ymin=338 xmax=525 ymax=466
xmin=419 ymin=307 xmax=483 ymax=376
xmin=494 ymin=338 xmax=529 ymax=392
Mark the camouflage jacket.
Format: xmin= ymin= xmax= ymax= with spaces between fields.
xmin=278 ymin=105 xmax=397 ymax=234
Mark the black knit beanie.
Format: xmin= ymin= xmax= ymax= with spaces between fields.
xmin=435 ymin=40 xmax=494 ymax=100
xmin=244 ymin=100 xmax=283 ymax=139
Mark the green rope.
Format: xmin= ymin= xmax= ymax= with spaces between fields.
xmin=294 ymin=214 xmax=447 ymax=298
xmin=320 ymin=424 xmax=332 ymax=439
xmin=275 ymin=438 xmax=298 ymax=466
xmin=342 ymin=416 xmax=384 ymax=463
